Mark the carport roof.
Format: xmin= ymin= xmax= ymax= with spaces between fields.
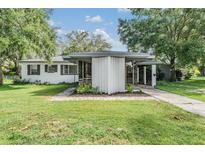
xmin=20 ymin=51 xmax=156 ymax=63
xmin=65 ymin=51 xmax=155 ymax=59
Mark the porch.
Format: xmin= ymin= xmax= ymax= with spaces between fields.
xmin=68 ymin=51 xmax=159 ymax=94
xmin=77 ymin=59 xmax=157 ymax=88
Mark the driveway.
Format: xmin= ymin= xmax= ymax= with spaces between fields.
xmin=140 ymin=87 xmax=205 ymax=117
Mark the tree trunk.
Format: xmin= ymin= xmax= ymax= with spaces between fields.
xmin=169 ymin=57 xmax=176 ymax=82
xmin=0 ymin=65 xmax=3 ymax=85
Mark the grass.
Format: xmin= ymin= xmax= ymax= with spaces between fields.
xmin=157 ymin=77 xmax=205 ymax=102
xmin=0 ymin=79 xmax=205 ymax=144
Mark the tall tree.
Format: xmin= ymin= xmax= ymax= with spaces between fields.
xmin=118 ymin=9 xmax=205 ymax=81
xmin=63 ymin=30 xmax=112 ymax=54
xmin=0 ymin=9 xmax=56 ymax=85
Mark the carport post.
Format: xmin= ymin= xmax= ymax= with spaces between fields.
xmin=132 ymin=66 xmax=134 ymax=84
xmin=137 ymin=66 xmax=139 ymax=83
xmin=143 ymin=66 xmax=146 ymax=85
xmin=152 ymin=65 xmax=156 ymax=87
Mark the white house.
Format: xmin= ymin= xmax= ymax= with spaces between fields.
xmin=20 ymin=51 xmax=159 ymax=94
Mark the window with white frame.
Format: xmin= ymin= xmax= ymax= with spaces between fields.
xmin=61 ymin=65 xmax=77 ymax=75
xmin=45 ymin=65 xmax=58 ymax=73
xmin=69 ymin=65 xmax=77 ymax=75
xmin=27 ymin=64 xmax=40 ymax=75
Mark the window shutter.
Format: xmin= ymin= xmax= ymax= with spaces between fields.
xmin=61 ymin=65 xmax=63 ymax=75
xmin=27 ymin=65 xmax=30 ymax=75
xmin=45 ymin=65 xmax=48 ymax=72
xmin=37 ymin=65 xmax=40 ymax=75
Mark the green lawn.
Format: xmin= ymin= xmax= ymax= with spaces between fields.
xmin=0 ymin=80 xmax=205 ymax=144
xmin=157 ymin=77 xmax=205 ymax=102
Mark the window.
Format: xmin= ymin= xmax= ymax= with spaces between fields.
xmin=63 ymin=65 xmax=69 ymax=74
xmin=69 ymin=65 xmax=77 ymax=75
xmin=61 ymin=65 xmax=77 ymax=75
xmin=45 ymin=65 xmax=58 ymax=73
xmin=27 ymin=64 xmax=40 ymax=75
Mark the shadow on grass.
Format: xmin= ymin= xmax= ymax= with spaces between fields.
xmin=0 ymin=84 xmax=26 ymax=91
xmin=31 ymin=84 xmax=71 ymax=96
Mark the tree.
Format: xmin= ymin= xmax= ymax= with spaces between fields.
xmin=63 ymin=30 xmax=112 ymax=54
xmin=118 ymin=9 xmax=205 ymax=81
xmin=0 ymin=9 xmax=57 ymax=85
xmin=197 ymin=51 xmax=205 ymax=76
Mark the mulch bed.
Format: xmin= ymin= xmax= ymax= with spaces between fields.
xmin=70 ymin=91 xmax=149 ymax=97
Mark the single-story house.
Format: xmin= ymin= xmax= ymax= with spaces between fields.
xmin=20 ymin=51 xmax=159 ymax=94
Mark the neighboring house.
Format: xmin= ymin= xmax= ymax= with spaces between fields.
xmin=20 ymin=51 xmax=159 ymax=94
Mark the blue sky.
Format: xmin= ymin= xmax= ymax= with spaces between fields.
xmin=49 ymin=8 xmax=133 ymax=51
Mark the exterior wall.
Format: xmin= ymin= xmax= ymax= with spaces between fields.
xmin=92 ymin=57 xmax=125 ymax=94
xmin=92 ymin=57 xmax=109 ymax=93
xmin=108 ymin=57 xmax=125 ymax=94
xmin=20 ymin=62 xmax=78 ymax=84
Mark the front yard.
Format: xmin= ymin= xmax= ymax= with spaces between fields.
xmin=0 ymin=80 xmax=205 ymax=144
xmin=157 ymin=77 xmax=205 ymax=102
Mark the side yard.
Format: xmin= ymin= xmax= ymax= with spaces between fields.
xmin=157 ymin=77 xmax=205 ymax=102
xmin=0 ymin=80 xmax=205 ymax=144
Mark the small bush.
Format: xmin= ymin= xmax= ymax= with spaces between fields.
xmin=13 ymin=78 xmax=30 ymax=84
xmin=126 ymin=84 xmax=134 ymax=93
xmin=76 ymin=84 xmax=99 ymax=94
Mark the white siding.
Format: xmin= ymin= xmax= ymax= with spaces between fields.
xmin=20 ymin=62 xmax=78 ymax=84
xmin=92 ymin=57 xmax=109 ymax=93
xmin=108 ymin=57 xmax=125 ymax=94
xmin=92 ymin=57 xmax=125 ymax=94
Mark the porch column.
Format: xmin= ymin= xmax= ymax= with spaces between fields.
xmin=82 ymin=61 xmax=84 ymax=80
xmin=136 ymin=66 xmax=139 ymax=83
xmin=143 ymin=66 xmax=146 ymax=85
xmin=132 ymin=66 xmax=134 ymax=84
xmin=152 ymin=65 xmax=156 ymax=87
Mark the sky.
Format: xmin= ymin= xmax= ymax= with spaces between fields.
xmin=49 ymin=8 xmax=133 ymax=51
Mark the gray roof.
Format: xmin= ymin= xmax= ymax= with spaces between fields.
xmin=66 ymin=51 xmax=154 ymax=59
xmin=20 ymin=56 xmax=66 ymax=63
xmin=20 ymin=51 xmax=155 ymax=63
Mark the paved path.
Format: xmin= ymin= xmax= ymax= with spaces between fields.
xmin=141 ymin=87 xmax=205 ymax=117
xmin=55 ymin=87 xmax=75 ymax=96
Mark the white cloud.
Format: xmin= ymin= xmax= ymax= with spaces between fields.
xmin=48 ymin=19 xmax=55 ymax=26
xmin=93 ymin=29 xmax=110 ymax=39
xmin=118 ymin=8 xmax=130 ymax=13
xmin=93 ymin=29 xmax=127 ymax=51
xmin=55 ymin=29 xmax=67 ymax=36
xmin=85 ymin=15 xmax=103 ymax=23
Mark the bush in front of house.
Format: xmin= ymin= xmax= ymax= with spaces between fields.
xmin=76 ymin=83 xmax=99 ymax=94
xmin=126 ymin=84 xmax=134 ymax=93
xmin=13 ymin=78 xmax=30 ymax=84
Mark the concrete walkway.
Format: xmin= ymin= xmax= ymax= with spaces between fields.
xmin=140 ymin=87 xmax=205 ymax=117
xmin=55 ymin=87 xmax=75 ymax=96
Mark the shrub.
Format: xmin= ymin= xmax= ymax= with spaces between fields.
xmin=76 ymin=84 xmax=92 ymax=94
xmin=13 ymin=78 xmax=30 ymax=84
xmin=76 ymin=84 xmax=99 ymax=94
xmin=126 ymin=84 xmax=134 ymax=93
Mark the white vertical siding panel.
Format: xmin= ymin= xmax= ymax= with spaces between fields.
xmin=92 ymin=57 xmax=125 ymax=94
xmin=92 ymin=57 xmax=109 ymax=93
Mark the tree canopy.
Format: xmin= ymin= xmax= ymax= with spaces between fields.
xmin=63 ymin=30 xmax=112 ymax=54
xmin=0 ymin=8 xmax=57 ymax=84
xmin=118 ymin=9 xmax=205 ymax=81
